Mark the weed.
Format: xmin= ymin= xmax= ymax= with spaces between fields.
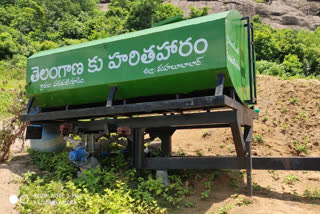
xmin=253 ymin=182 xmax=263 ymax=191
xmin=299 ymin=110 xmax=307 ymax=119
xmin=304 ymin=186 xmax=320 ymax=200
xmin=292 ymin=189 xmax=300 ymax=201
xmin=282 ymin=123 xmax=287 ymax=129
xmin=175 ymin=147 xmax=187 ymax=156
xmin=235 ymin=198 xmax=252 ymax=206
xmin=281 ymin=107 xmax=287 ymax=113
xmin=219 ymin=203 xmax=235 ymax=214
xmin=293 ymin=140 xmax=309 ymax=155
xmin=262 ymin=116 xmax=268 ymax=122
xmin=202 ymin=129 xmax=210 ymax=138
xmin=252 ymin=134 xmax=264 ymax=144
xmin=231 ymin=193 xmax=238 ymax=198
xmin=184 ymin=201 xmax=197 ymax=208
xmin=219 ymin=144 xmax=224 ymax=148
xmin=200 ymin=189 xmax=210 ymax=200
xmin=195 ymin=149 xmax=203 ymax=156
xmin=195 ymin=174 xmax=202 ymax=180
xmin=289 ymin=97 xmax=299 ymax=104
xmin=283 ymin=174 xmax=299 ymax=184
xmin=230 ymin=178 xmax=240 ymax=188
xmin=209 ymin=172 xmax=218 ymax=181
xmin=201 ymin=180 xmax=212 ymax=200
xmin=204 ymin=181 xmax=211 ymax=189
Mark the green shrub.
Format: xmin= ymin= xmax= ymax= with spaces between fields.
xmin=188 ymin=6 xmax=210 ymax=18
xmin=20 ymin=150 xmax=189 ymax=213
xmin=253 ymin=134 xmax=264 ymax=144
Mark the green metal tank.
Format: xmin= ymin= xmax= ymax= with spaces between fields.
xmin=25 ymin=10 xmax=256 ymax=109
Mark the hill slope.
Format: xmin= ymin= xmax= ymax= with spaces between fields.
xmin=169 ymin=0 xmax=320 ymax=30
xmin=172 ymin=75 xmax=320 ymax=157
xmin=171 ymin=75 xmax=320 ymax=213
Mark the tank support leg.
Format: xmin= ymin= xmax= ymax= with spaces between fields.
xmin=148 ymin=128 xmax=176 ymax=156
xmin=132 ymin=128 xmax=145 ymax=169
xmin=24 ymin=97 xmax=34 ymax=114
xmin=106 ymin=87 xmax=117 ymax=107
xmin=244 ymin=125 xmax=253 ymax=196
xmin=215 ymin=74 xmax=224 ymax=96
xmin=230 ymin=121 xmax=246 ymax=157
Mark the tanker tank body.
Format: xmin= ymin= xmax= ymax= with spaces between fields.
xmin=24 ymin=10 xmax=256 ymax=110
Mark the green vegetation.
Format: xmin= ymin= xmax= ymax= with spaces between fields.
xmin=252 ymin=133 xmax=264 ymax=144
xmin=202 ymin=129 xmax=210 ymax=138
xmin=184 ymin=201 xmax=197 ymax=208
xmin=195 ymin=149 xmax=203 ymax=156
xmin=293 ymin=140 xmax=309 ymax=155
xmin=188 ymin=6 xmax=210 ymax=19
xmin=304 ymin=186 xmax=320 ymax=200
xmin=283 ymin=174 xmax=299 ymax=184
xmin=19 ymin=150 xmax=190 ymax=213
xmin=253 ymin=15 xmax=320 ymax=79
xmin=218 ymin=203 xmax=235 ymax=214
xmin=289 ymin=97 xmax=299 ymax=104
xmin=0 ymin=0 xmax=183 ymax=77
xmin=200 ymin=181 xmax=212 ymax=200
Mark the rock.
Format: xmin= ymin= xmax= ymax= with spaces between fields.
xmin=281 ymin=16 xmax=300 ymax=25
xmin=156 ymin=170 xmax=170 ymax=186
xmin=270 ymin=10 xmax=287 ymax=16
xmin=148 ymin=140 xmax=161 ymax=151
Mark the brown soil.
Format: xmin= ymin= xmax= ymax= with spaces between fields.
xmin=0 ymin=141 xmax=35 ymax=214
xmin=170 ymin=75 xmax=320 ymax=213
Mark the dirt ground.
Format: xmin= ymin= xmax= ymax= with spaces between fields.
xmin=0 ymin=141 xmax=35 ymax=214
xmin=170 ymin=75 xmax=320 ymax=213
xmin=0 ymin=75 xmax=320 ymax=213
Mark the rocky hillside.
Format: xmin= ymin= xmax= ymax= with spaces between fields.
xmin=168 ymin=0 xmax=320 ymax=30
xmin=98 ymin=0 xmax=320 ymax=30
xmin=160 ymin=0 xmax=320 ymax=30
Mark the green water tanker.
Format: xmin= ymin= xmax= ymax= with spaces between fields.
xmin=25 ymin=10 xmax=256 ymax=109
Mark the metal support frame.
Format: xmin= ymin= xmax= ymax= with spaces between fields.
xmin=133 ymin=128 xmax=145 ymax=169
xmin=244 ymin=126 xmax=253 ymax=196
xmin=21 ymin=83 xmax=320 ymax=196
xmin=24 ymin=97 xmax=34 ymax=115
xmin=241 ymin=17 xmax=257 ymax=105
xmin=148 ymin=128 xmax=176 ymax=156
xmin=106 ymin=87 xmax=117 ymax=107
xmin=215 ymin=74 xmax=224 ymax=96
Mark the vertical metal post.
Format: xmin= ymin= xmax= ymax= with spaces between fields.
xmin=160 ymin=133 xmax=172 ymax=157
xmin=24 ymin=97 xmax=34 ymax=115
xmin=230 ymin=121 xmax=246 ymax=157
xmin=133 ymin=128 xmax=145 ymax=169
xmin=244 ymin=125 xmax=253 ymax=196
xmin=215 ymin=74 xmax=225 ymax=96
xmin=106 ymin=87 xmax=117 ymax=107
xmin=91 ymin=134 xmax=95 ymax=154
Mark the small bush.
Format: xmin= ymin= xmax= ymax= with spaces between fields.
xmin=253 ymin=134 xmax=264 ymax=144
xmin=283 ymin=174 xmax=299 ymax=184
